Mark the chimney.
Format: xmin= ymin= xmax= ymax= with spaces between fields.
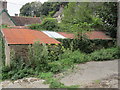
xmin=3 ymin=0 xmax=7 ymax=10
xmin=15 ymin=14 xmax=18 ymax=16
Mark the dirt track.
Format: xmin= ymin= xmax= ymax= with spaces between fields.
xmin=57 ymin=60 xmax=119 ymax=88
xmin=1 ymin=60 xmax=119 ymax=88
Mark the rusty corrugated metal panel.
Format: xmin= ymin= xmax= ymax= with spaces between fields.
xmin=58 ymin=32 xmax=74 ymax=39
xmin=86 ymin=31 xmax=112 ymax=40
xmin=58 ymin=31 xmax=112 ymax=40
xmin=2 ymin=28 xmax=61 ymax=45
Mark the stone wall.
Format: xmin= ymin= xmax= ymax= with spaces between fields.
xmin=1 ymin=12 xmax=15 ymax=26
xmin=5 ymin=44 xmax=30 ymax=66
xmin=9 ymin=45 xmax=29 ymax=62
xmin=0 ymin=1 xmax=15 ymax=26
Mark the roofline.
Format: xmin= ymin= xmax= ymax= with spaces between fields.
xmin=8 ymin=43 xmax=61 ymax=46
xmin=11 ymin=16 xmax=41 ymax=18
xmin=0 ymin=9 xmax=17 ymax=26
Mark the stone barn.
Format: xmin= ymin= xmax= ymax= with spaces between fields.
xmin=1 ymin=28 xmax=60 ymax=66
xmin=0 ymin=0 xmax=41 ymax=26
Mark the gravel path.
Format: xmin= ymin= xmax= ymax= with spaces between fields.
xmin=84 ymin=74 xmax=119 ymax=88
xmin=1 ymin=60 xmax=119 ymax=88
xmin=58 ymin=60 xmax=119 ymax=88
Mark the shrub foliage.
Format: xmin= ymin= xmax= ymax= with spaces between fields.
xmin=29 ymin=18 xmax=60 ymax=31
xmin=1 ymin=40 xmax=120 ymax=88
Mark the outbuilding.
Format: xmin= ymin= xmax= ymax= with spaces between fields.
xmin=1 ymin=28 xmax=60 ymax=66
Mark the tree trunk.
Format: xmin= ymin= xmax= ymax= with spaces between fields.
xmin=117 ymin=2 xmax=120 ymax=46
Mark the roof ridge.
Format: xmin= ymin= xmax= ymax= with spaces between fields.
xmin=11 ymin=16 xmax=40 ymax=18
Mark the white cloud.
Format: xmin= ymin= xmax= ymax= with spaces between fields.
xmin=7 ymin=0 xmax=48 ymax=16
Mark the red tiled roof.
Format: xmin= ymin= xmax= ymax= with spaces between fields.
xmin=11 ymin=16 xmax=41 ymax=26
xmin=2 ymin=29 xmax=60 ymax=45
xmin=58 ymin=31 xmax=112 ymax=40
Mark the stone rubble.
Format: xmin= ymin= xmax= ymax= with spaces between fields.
xmin=1 ymin=77 xmax=49 ymax=88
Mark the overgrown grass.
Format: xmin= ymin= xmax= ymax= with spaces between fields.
xmin=1 ymin=41 xmax=120 ymax=88
xmin=38 ymin=72 xmax=79 ymax=88
xmin=90 ymin=47 xmax=120 ymax=61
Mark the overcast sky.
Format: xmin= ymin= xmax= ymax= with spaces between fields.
xmin=7 ymin=0 xmax=48 ymax=16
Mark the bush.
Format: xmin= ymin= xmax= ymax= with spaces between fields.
xmin=41 ymin=18 xmax=59 ymax=31
xmin=69 ymin=50 xmax=89 ymax=63
xmin=90 ymin=47 xmax=120 ymax=61
xmin=49 ymin=79 xmax=65 ymax=88
xmin=60 ymin=58 xmax=74 ymax=69
xmin=0 ymin=37 xmax=5 ymax=65
xmin=29 ymin=24 xmax=43 ymax=30
xmin=60 ymin=49 xmax=90 ymax=64
xmin=29 ymin=18 xmax=60 ymax=31
xmin=48 ymin=61 xmax=63 ymax=73
xmin=39 ymin=72 xmax=53 ymax=79
xmin=28 ymin=42 xmax=49 ymax=71
xmin=2 ymin=49 xmax=36 ymax=80
xmin=47 ymin=44 xmax=64 ymax=62
xmin=58 ymin=39 xmax=115 ymax=53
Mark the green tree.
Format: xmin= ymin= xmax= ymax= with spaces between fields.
xmin=40 ymin=2 xmax=68 ymax=16
xmin=62 ymin=2 xmax=102 ymax=39
xmin=20 ymin=2 xmax=68 ymax=17
xmin=29 ymin=18 xmax=60 ymax=31
xmin=20 ymin=1 xmax=42 ymax=17
xmin=40 ymin=18 xmax=59 ymax=31
xmin=96 ymin=2 xmax=118 ymax=38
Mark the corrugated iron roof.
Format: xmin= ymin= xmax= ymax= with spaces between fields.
xmin=86 ymin=31 xmax=112 ymax=40
xmin=2 ymin=29 xmax=61 ymax=45
xmin=58 ymin=31 xmax=112 ymax=40
xmin=58 ymin=32 xmax=74 ymax=39
xmin=42 ymin=31 xmax=66 ymax=39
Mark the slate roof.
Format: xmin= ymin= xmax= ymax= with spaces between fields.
xmin=11 ymin=16 xmax=41 ymax=26
xmin=2 ymin=28 xmax=60 ymax=45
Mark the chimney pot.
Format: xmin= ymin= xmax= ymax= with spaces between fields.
xmin=3 ymin=0 xmax=7 ymax=10
xmin=15 ymin=14 xmax=18 ymax=16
